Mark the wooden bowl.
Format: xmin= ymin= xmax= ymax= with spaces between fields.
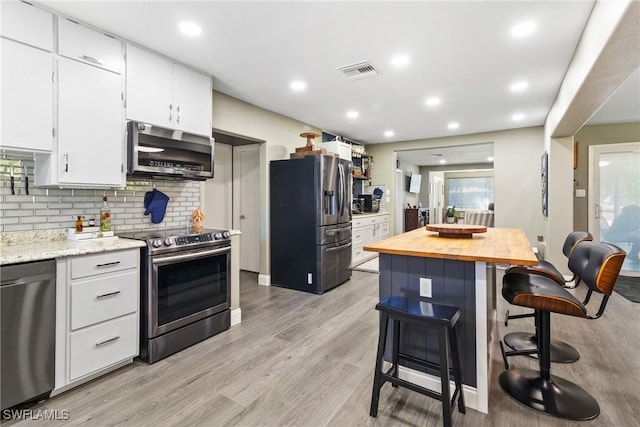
xmin=425 ymin=224 xmax=487 ymax=238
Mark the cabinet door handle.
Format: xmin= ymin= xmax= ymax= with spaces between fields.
xmin=64 ymin=153 xmax=69 ymax=172
xmin=96 ymin=290 xmax=121 ymax=300
xmin=176 ymin=105 xmax=180 ymax=124
xmin=96 ymin=261 xmax=121 ymax=268
xmin=169 ymin=104 xmax=173 ymax=122
xmin=95 ymin=336 xmax=120 ymax=347
xmin=80 ymin=54 xmax=104 ymax=66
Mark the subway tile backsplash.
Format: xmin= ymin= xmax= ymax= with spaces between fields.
xmin=0 ymin=158 xmax=201 ymax=233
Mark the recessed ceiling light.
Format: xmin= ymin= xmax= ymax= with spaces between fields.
xmin=511 ymin=21 xmax=537 ymax=38
xmin=447 ymin=122 xmax=460 ymax=130
xmin=346 ymin=110 xmax=359 ymax=119
xmin=384 ymin=130 xmax=395 ymax=137
xmin=512 ymin=113 xmax=525 ymax=121
xmin=390 ymin=54 xmax=410 ymax=67
xmin=487 ymin=156 xmax=494 ymax=161
xmin=290 ymin=80 xmax=306 ymax=91
xmin=510 ymin=80 xmax=529 ymax=92
xmin=599 ymin=161 xmax=610 ymax=167
xmin=439 ymin=159 xmax=447 ymax=164
xmin=425 ymin=97 xmax=441 ymax=107
xmin=179 ymin=21 xmax=202 ymax=37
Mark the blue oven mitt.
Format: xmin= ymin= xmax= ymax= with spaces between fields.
xmin=144 ymin=189 xmax=170 ymax=224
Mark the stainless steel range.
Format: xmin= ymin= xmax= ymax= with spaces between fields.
xmin=119 ymin=227 xmax=231 ymax=363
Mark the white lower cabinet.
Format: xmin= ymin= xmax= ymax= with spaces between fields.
xmin=54 ymin=249 xmax=139 ymax=394
xmin=351 ymin=213 xmax=389 ymax=266
xmin=69 ymin=314 xmax=138 ymax=381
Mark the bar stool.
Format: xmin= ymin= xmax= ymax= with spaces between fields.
xmin=370 ymin=295 xmax=465 ymax=427
xmin=502 ymin=231 xmax=592 ymax=363
xmin=499 ymin=241 xmax=626 ymax=420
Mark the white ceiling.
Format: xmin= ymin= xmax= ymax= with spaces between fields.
xmin=38 ymin=1 xmax=620 ymax=143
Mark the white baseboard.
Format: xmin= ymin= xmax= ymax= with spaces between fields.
xmin=258 ymin=274 xmax=270 ymax=286
xmin=230 ymin=308 xmax=242 ymax=326
xmin=397 ymin=365 xmax=481 ymax=413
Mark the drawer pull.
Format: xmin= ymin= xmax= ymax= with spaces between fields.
xmin=96 ymin=290 xmax=121 ymax=300
xmin=95 ymin=336 xmax=120 ymax=347
xmin=80 ymin=54 xmax=104 ymax=66
xmin=96 ymin=261 xmax=121 ymax=268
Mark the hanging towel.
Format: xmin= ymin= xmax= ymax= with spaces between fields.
xmin=143 ymin=189 xmax=170 ymax=224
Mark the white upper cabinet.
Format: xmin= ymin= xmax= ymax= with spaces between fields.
xmin=35 ymin=20 xmax=126 ymax=188
xmin=1 ymin=39 xmax=54 ymax=153
xmin=125 ymin=45 xmax=174 ymax=128
xmin=126 ymin=44 xmax=212 ymax=136
xmin=173 ymin=64 xmax=213 ymax=136
xmin=38 ymin=57 xmax=125 ymax=188
xmin=0 ymin=1 xmax=54 ymax=153
xmin=0 ymin=0 xmax=53 ymax=51
xmin=58 ymin=18 xmax=123 ymax=74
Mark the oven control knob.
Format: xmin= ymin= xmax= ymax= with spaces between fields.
xmin=213 ymin=232 xmax=223 ymax=240
xmin=164 ymin=237 xmax=173 ymax=246
xmin=222 ymin=231 xmax=231 ymax=239
xmin=152 ymin=239 xmax=163 ymax=248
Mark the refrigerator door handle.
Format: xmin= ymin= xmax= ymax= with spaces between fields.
xmin=337 ymin=163 xmax=342 ymax=217
xmin=325 ymin=241 xmax=352 ymax=253
xmin=338 ymin=163 xmax=345 ymax=217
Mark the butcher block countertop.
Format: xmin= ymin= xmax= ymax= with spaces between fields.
xmin=364 ymin=226 xmax=538 ymax=265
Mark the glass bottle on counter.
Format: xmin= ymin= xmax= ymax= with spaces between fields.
xmin=100 ymin=193 xmax=111 ymax=232
xmin=75 ymin=216 xmax=83 ymax=233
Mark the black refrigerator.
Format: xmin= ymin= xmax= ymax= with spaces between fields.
xmin=270 ymin=154 xmax=352 ymax=293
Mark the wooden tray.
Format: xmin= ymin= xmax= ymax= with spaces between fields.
xmin=425 ymin=224 xmax=487 ymax=238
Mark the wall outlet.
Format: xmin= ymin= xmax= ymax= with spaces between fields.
xmin=420 ymin=277 xmax=432 ymax=298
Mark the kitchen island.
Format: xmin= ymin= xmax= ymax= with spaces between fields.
xmin=364 ymin=226 xmax=537 ymax=413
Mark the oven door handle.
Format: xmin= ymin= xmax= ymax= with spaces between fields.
xmin=152 ymin=246 xmax=230 ymax=264
xmin=325 ymin=241 xmax=352 ymax=253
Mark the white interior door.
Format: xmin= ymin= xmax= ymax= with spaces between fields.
xmin=201 ymin=142 xmax=232 ymax=229
xmin=395 ymin=169 xmax=403 ymax=235
xmin=429 ymin=172 xmax=444 ymax=223
xmin=589 ymin=141 xmax=640 ymax=274
xmin=233 ymin=144 xmax=260 ymax=272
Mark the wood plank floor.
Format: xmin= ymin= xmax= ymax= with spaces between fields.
xmin=4 ymin=269 xmax=639 ymax=426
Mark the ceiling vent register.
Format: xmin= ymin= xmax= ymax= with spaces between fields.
xmin=338 ymin=61 xmax=379 ymax=80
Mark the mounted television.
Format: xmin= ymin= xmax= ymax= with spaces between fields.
xmin=409 ymin=174 xmax=422 ymax=193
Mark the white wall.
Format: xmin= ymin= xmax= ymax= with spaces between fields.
xmin=543 ymin=0 xmax=638 ymax=271
xmin=400 ymin=161 xmax=420 ymax=208
xmin=366 ymin=127 xmax=544 ymax=245
xmin=201 ymin=142 xmax=233 ymax=230
xmin=210 ymin=91 xmax=320 ymax=282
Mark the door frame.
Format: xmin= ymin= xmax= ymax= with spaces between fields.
xmin=588 ymin=141 xmax=640 ymax=236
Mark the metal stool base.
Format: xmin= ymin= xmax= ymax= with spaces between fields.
xmin=504 ymin=332 xmax=580 ymax=363
xmin=499 ymin=368 xmax=599 ymax=421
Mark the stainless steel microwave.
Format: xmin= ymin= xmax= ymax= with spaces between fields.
xmin=127 ymin=121 xmax=214 ymax=181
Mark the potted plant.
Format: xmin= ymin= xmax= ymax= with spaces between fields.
xmin=446 ymin=206 xmax=457 ymax=223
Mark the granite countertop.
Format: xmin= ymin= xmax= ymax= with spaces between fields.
xmin=0 ymin=230 xmax=146 ymax=266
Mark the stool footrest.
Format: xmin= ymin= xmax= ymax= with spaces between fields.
xmin=398 ymin=353 xmax=458 ymax=378
xmin=380 ymin=372 xmax=444 ymax=402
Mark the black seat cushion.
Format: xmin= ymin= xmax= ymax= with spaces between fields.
xmin=376 ymin=295 xmax=460 ymax=327
xmin=502 ymin=272 xmax=587 ymax=318
xmin=506 ymin=260 xmax=565 ymax=285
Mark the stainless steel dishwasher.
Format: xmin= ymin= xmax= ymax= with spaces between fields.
xmin=1 ymin=259 xmax=56 ymax=410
